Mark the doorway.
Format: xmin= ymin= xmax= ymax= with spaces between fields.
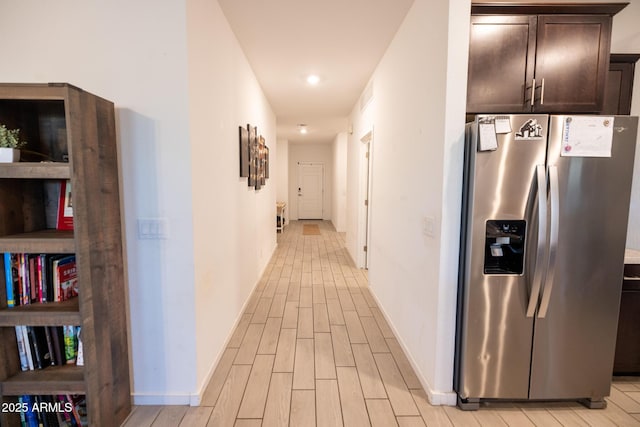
xmin=360 ymin=131 xmax=373 ymax=269
xmin=297 ymin=162 xmax=324 ymax=219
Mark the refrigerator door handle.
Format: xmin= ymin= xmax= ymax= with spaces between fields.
xmin=526 ymin=164 xmax=548 ymax=317
xmin=538 ymin=165 xmax=559 ymax=318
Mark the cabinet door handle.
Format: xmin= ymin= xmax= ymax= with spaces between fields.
xmin=540 ymin=78 xmax=545 ymax=105
xmin=531 ymin=78 xmax=536 ymax=106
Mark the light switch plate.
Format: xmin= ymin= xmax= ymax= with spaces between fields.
xmin=137 ymin=218 xmax=170 ymax=240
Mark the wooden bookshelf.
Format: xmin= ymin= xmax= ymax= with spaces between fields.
xmin=0 ymin=84 xmax=130 ymax=427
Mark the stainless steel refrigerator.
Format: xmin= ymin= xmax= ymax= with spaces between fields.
xmin=455 ymin=114 xmax=638 ymax=410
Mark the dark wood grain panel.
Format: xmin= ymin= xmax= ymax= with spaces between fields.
xmin=0 ymin=230 xmax=74 ymax=253
xmin=534 ymin=15 xmax=611 ymax=112
xmin=467 ymin=15 xmax=537 ymax=113
xmin=471 ymin=2 xmax=628 ymax=16
xmin=0 ymin=298 xmax=80 ymax=326
xmin=1 ymin=365 xmax=85 ymax=395
xmin=0 ymin=163 xmax=70 ymax=179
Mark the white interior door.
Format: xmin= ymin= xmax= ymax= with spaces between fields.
xmin=297 ymin=162 xmax=324 ymax=219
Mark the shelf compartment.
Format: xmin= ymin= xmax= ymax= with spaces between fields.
xmin=0 ymin=230 xmax=74 ymax=253
xmin=0 ymin=163 xmax=70 ymax=179
xmin=0 ymin=299 xmax=80 ymax=326
xmin=0 ymin=365 xmax=84 ymax=395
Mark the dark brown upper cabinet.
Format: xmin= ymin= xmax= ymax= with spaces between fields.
xmin=603 ymin=53 xmax=640 ymax=115
xmin=467 ymin=3 xmax=628 ymax=114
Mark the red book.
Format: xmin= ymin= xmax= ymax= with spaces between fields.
xmin=57 ymin=179 xmax=74 ymax=231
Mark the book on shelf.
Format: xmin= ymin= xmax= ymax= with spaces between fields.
xmin=4 ymin=253 xmax=77 ymax=307
xmin=14 ymin=325 xmax=81 ymax=371
xmin=16 ymin=394 xmax=85 ymax=427
xmin=57 ymin=179 xmax=74 ymax=231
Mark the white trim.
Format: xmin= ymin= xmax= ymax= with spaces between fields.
xmin=132 ymin=393 xmax=192 ymax=406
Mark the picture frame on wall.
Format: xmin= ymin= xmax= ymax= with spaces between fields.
xmin=239 ymin=126 xmax=249 ymax=177
xmin=258 ymin=135 xmax=266 ymax=186
xmin=248 ymin=124 xmax=257 ymax=187
xmin=265 ymin=146 xmax=270 ymax=179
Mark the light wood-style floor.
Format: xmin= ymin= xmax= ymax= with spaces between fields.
xmin=122 ymin=220 xmax=640 ymax=427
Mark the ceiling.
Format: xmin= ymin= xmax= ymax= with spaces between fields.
xmin=217 ymin=0 xmax=416 ymax=144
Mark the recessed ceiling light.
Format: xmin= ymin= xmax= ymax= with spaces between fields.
xmin=306 ymin=75 xmax=320 ymax=86
xmin=298 ymin=124 xmax=308 ymax=134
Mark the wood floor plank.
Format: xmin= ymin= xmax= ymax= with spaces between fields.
xmin=344 ymin=311 xmax=367 ymax=344
xmin=442 ymin=405 xmax=482 ymax=427
xmin=282 ymin=301 xmax=299 ymax=328
xmin=336 ymin=367 xmax=371 ymax=427
xmin=273 ymin=328 xmax=297 ymax=372
xmin=315 ymin=332 xmax=337 ymax=379
xmin=300 ymin=287 xmax=313 ymax=307
xmin=352 ymin=344 xmax=387 ymax=399
xmin=201 ymin=348 xmax=239 ymax=406
xmin=325 ymin=283 xmax=339 ymax=300
xmin=298 ymin=307 xmax=314 ymax=338
xmin=331 ymin=324 xmax=355 ymax=367
xmin=262 ymin=372 xmax=293 ymax=427
xmin=314 ymin=303 xmax=331 ymax=333
xmin=234 ymin=323 xmax=265 ymax=365
xmin=327 ymin=298 xmax=346 ymax=325
xmin=409 ymin=389 xmax=453 ymax=427
xmin=518 ymin=403 xmax=563 ymax=427
xmin=268 ymin=294 xmax=286 ymax=317
xmin=609 ymin=387 xmax=640 ymax=412
xmin=251 ymin=297 xmax=273 ymax=323
xmin=386 ymin=338 xmax=422 ymax=389
xmin=257 ymin=317 xmax=282 ymax=354
xmin=361 ymin=316 xmax=389 ymax=353
xmin=151 ymin=406 xmax=188 ymax=427
xmin=371 ymin=307 xmax=395 ymax=339
xmin=207 ymin=365 xmax=252 ymax=427
xmin=291 ymin=390 xmax=317 ymax=427
xmin=237 ymin=354 xmax=275 ymax=419
xmin=366 ymin=399 xmax=398 ymax=427
xmin=227 ymin=314 xmax=252 ymax=348
xmin=178 ymin=407 xmax=213 ymax=427
xmin=351 ymin=292 xmax=373 ymax=317
xmin=317 ymin=379 xmax=344 ymax=427
xmin=374 ymin=353 xmax=419 ymax=416
xmin=293 ymin=338 xmax=315 ymax=389
xmin=397 ymin=417 xmax=426 ymax=427
xmin=313 ymin=285 xmax=326 ymax=303
xmin=471 ymin=409 xmax=508 ymax=427
xmin=337 ymin=289 xmax=356 ymax=311
xmin=287 ymin=282 xmax=300 ymax=302
xmin=122 ymin=406 xmax=162 ymax=427
xmin=234 ymin=419 xmax=262 ymax=427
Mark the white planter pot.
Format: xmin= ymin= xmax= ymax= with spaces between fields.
xmin=0 ymin=148 xmax=20 ymax=163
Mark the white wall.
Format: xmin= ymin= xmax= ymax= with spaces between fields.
xmin=288 ymin=143 xmax=333 ymax=221
xmin=332 ymin=133 xmax=348 ymax=232
xmin=0 ymin=0 xmax=277 ymax=405
xmin=347 ymin=0 xmax=469 ymax=404
xmin=186 ymin=0 xmax=277 ymax=404
xmin=0 ymin=0 xmax=197 ymax=403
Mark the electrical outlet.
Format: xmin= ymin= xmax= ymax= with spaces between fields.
xmin=138 ymin=218 xmax=170 ymax=240
xmin=423 ymin=216 xmax=436 ymax=238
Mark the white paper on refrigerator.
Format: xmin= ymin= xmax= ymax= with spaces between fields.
xmin=561 ymin=116 xmax=614 ymax=157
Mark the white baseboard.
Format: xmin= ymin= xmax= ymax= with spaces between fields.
xmin=367 ymin=287 xmax=457 ymax=406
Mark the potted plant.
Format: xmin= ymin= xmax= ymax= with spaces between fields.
xmin=0 ymin=124 xmax=27 ymax=162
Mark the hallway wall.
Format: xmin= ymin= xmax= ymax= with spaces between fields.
xmin=0 ymin=0 xmax=198 ymax=403
xmin=186 ymin=0 xmax=277 ymax=404
xmin=332 ymin=133 xmax=348 ymax=232
xmin=347 ymin=0 xmax=470 ymax=404
xmin=0 ymin=0 xmax=277 ymax=405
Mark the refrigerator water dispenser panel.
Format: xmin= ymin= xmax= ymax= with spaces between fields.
xmin=484 ymin=220 xmax=526 ymax=274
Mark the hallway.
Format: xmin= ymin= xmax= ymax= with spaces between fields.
xmin=122 ymin=221 xmax=640 ymax=426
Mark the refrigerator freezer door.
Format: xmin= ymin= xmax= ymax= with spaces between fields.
xmin=529 ymin=115 xmax=638 ymax=400
xmin=457 ymin=115 xmax=549 ymax=400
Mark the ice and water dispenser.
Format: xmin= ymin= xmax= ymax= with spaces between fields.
xmin=484 ymin=220 xmax=526 ymax=274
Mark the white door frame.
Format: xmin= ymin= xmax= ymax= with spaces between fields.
xmin=297 ymin=162 xmax=324 ymax=219
xmin=359 ymin=130 xmax=373 ymax=269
